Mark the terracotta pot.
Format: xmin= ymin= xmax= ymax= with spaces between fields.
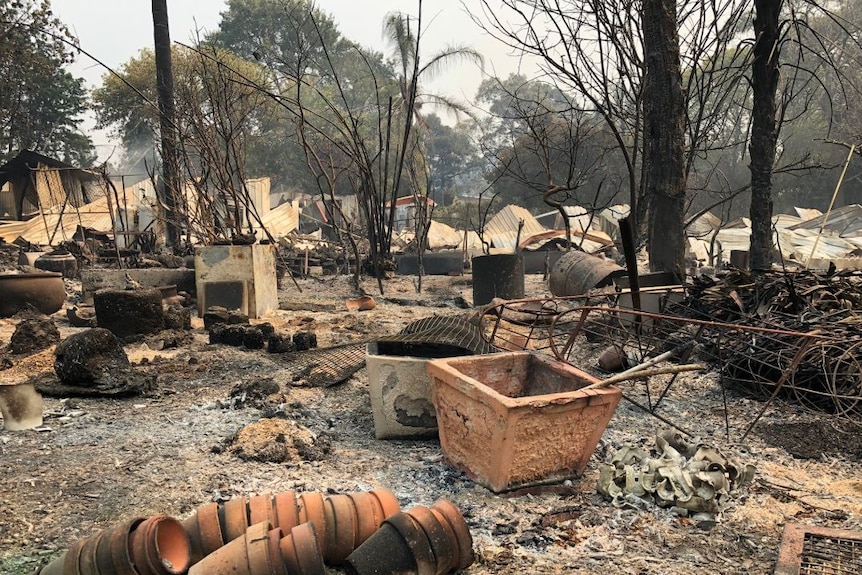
xmin=345 ymin=295 xmax=376 ymax=311
xmin=430 ymin=499 xmax=474 ymax=571
xmin=188 ymin=522 xmax=278 ymax=575
xmin=324 ymin=494 xmax=358 ymax=564
xmin=369 ymin=488 xmax=402 ymax=523
xmin=129 ymin=515 xmax=191 ymax=575
xmin=182 ymin=502 xmax=224 ymax=566
xmin=64 ymin=539 xmax=85 ymax=575
xmin=76 ymin=530 xmax=103 ymax=575
xmin=248 ymin=494 xmax=276 ymax=528
xmin=348 ymin=493 xmax=379 ymax=550
xmin=245 ymin=521 xmax=276 ymax=575
xmin=278 ymin=523 xmax=325 ymax=575
xmin=188 ymin=522 xmax=253 ymax=575
xmin=429 ymin=508 xmax=460 ymax=569
xmin=297 ymin=492 xmax=327 ymax=552
xmin=0 ymin=272 xmax=66 ymax=317
xmin=406 ymin=506 xmax=457 ymax=574
xmin=109 ymin=517 xmax=146 ymax=575
xmin=273 ymin=491 xmax=300 ymax=533
xmin=223 ymin=497 xmax=251 ymax=543
xmin=345 ymin=513 xmax=436 ymax=575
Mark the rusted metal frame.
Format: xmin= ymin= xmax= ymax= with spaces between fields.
xmin=741 ymin=336 xmax=818 ymax=440
xmin=486 ymin=303 xmax=504 ymax=347
xmin=551 ymin=306 xmax=592 ymax=362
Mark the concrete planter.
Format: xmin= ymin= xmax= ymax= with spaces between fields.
xmin=427 ymin=352 xmax=621 ymax=492
xmin=366 ymin=342 xmax=439 ymax=439
xmin=195 ymin=244 xmax=278 ymax=318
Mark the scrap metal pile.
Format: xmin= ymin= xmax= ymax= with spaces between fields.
xmin=597 ymin=430 xmax=755 ymax=521
xmin=673 ymin=269 xmax=862 ymax=419
xmin=479 ymin=268 xmax=862 ymax=424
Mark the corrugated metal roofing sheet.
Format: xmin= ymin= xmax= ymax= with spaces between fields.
xmin=484 ymin=204 xmax=546 ymax=250
xmin=257 ymin=199 xmax=298 ymax=238
xmin=425 ymin=220 xmax=463 ymax=250
xmin=0 ymin=196 xmax=115 ymax=244
xmin=789 ymin=204 xmax=862 ymax=236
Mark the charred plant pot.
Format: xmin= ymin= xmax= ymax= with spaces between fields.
xmin=35 ymin=249 xmax=78 ymax=279
xmin=0 ymin=272 xmax=66 ymax=317
xmin=94 ymin=287 xmax=164 ymax=339
xmin=345 ymin=513 xmax=436 ymax=575
xmin=471 ymin=254 xmax=524 ymax=306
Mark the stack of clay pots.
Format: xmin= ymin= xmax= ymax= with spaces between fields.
xmin=38 ymin=489 xmax=474 ymax=575
xmin=345 ymin=499 xmax=474 ymax=575
xmin=181 ymin=488 xmax=402 ymax=566
xmin=38 ymin=515 xmax=191 ymax=575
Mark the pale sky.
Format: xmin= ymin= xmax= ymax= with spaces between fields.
xmin=51 ymin=0 xmax=534 ymax=162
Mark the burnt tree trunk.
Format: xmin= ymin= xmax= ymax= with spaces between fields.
xmin=152 ymin=0 xmax=181 ymax=247
xmin=644 ymin=0 xmax=687 ymax=280
xmin=749 ymin=0 xmax=781 ymax=271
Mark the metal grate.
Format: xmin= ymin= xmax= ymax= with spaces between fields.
xmin=799 ymin=533 xmax=862 ymax=574
xmin=775 ymin=524 xmax=862 ymax=575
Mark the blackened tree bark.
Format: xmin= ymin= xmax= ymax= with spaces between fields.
xmin=643 ymin=0 xmax=687 ymax=279
xmin=152 ymin=0 xmax=181 ymax=247
xmin=749 ymin=0 xmax=781 ymax=271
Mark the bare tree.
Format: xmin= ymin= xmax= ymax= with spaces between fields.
xmin=472 ymin=0 xmax=751 ymax=274
xmin=644 ymin=0 xmax=687 ymax=278
xmin=151 ymin=0 xmax=182 ymax=247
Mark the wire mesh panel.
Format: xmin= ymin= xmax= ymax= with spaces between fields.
xmin=480 ymin=290 xmax=862 ymax=425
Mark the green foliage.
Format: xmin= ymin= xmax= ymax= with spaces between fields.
xmin=0 ymin=0 xmax=95 ymax=165
xmin=211 ymin=0 xmax=341 ymax=79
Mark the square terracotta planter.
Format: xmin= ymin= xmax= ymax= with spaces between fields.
xmin=427 ymin=352 xmax=621 ymax=493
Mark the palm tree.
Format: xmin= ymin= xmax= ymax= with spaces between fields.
xmin=382 ymin=4 xmax=483 ymax=291
xmin=383 ymin=9 xmax=483 ymax=125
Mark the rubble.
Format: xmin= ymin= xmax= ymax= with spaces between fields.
xmin=44 ymin=328 xmax=156 ymax=396
xmin=4 ymin=264 xmax=862 ymax=575
xmin=597 ymin=430 xmax=755 ymax=522
xmin=9 ymin=316 xmax=60 ymax=355
xmin=224 ymin=418 xmax=332 ymax=464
